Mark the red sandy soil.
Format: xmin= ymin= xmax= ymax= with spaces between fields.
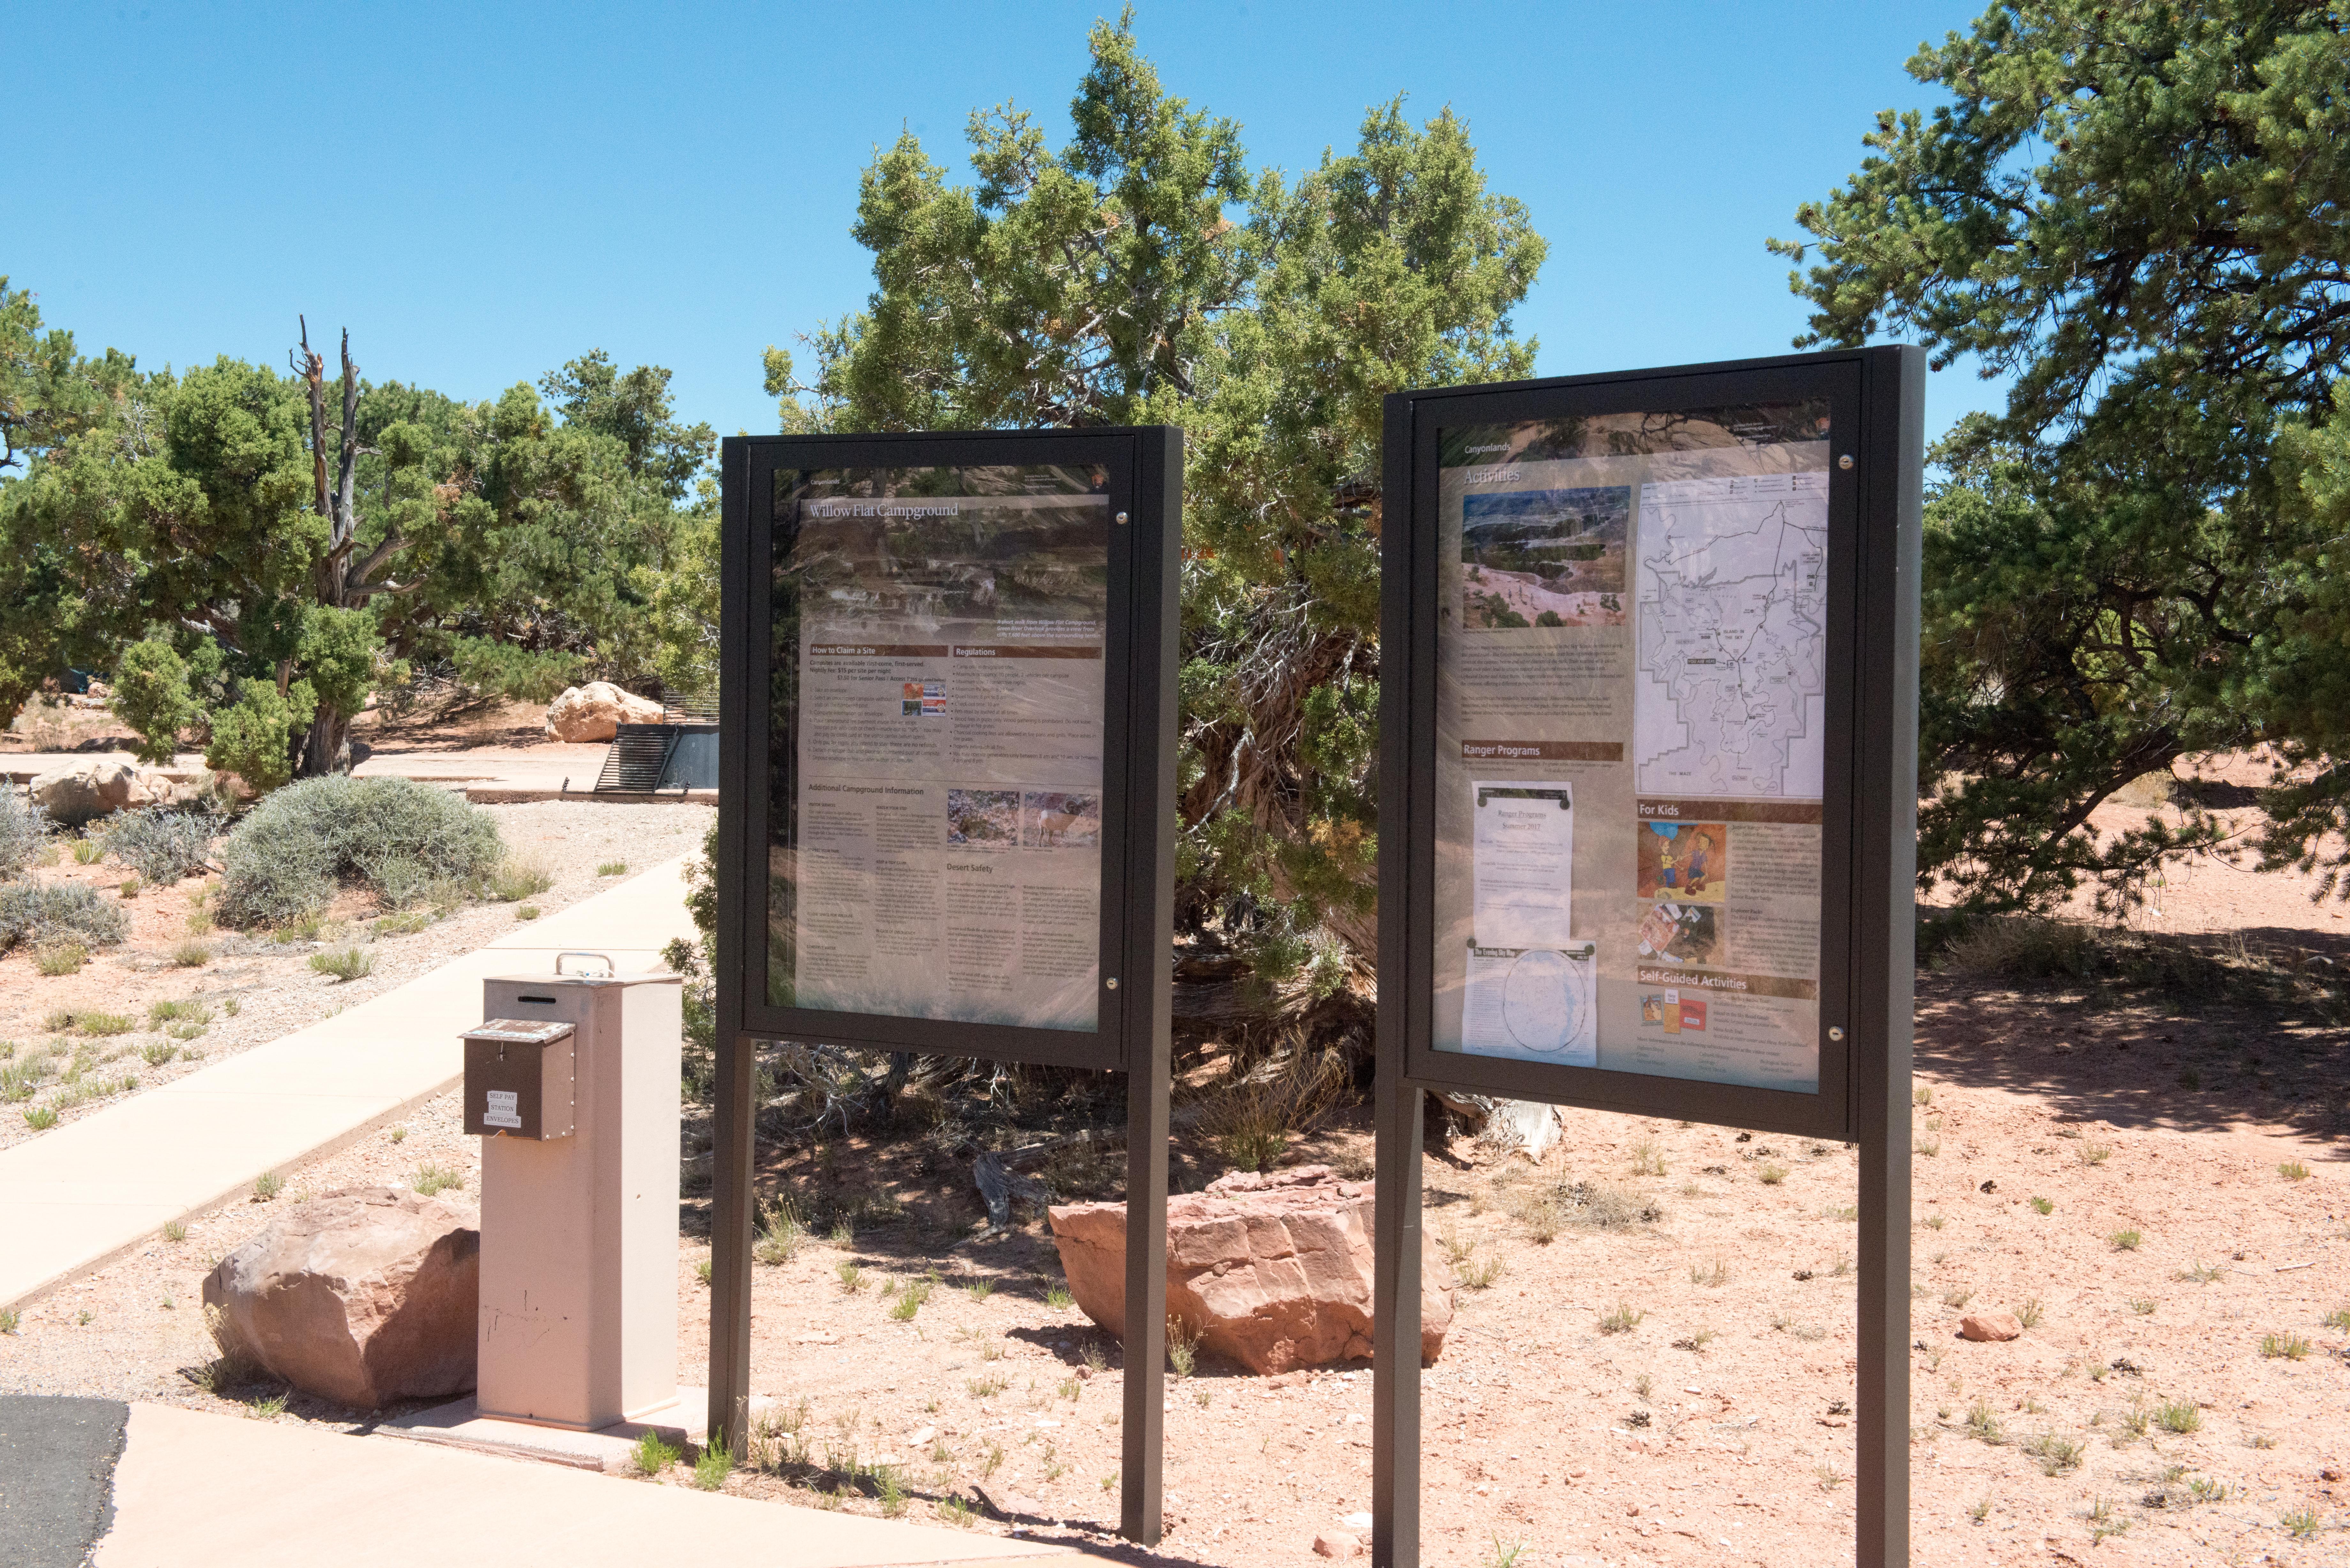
xmin=5 ymin=756 xmax=2348 ymax=1566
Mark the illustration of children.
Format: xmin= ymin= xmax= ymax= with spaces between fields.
xmin=1685 ymin=830 xmax=1715 ymax=897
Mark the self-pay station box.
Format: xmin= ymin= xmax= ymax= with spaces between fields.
xmin=469 ymin=954 xmax=682 ymax=1431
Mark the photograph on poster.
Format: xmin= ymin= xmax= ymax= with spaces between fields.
xmin=1459 ymin=485 xmax=1628 ymax=629
xmin=1636 ymin=901 xmax=1721 ymax=967
xmin=769 ymin=463 xmax=1110 ymax=1031
xmin=1024 ymin=790 xmax=1101 ymax=848
xmin=1429 ymin=405 xmax=1829 ymax=1094
xmin=946 ymin=789 xmax=1020 ymax=847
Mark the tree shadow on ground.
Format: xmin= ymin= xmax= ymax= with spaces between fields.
xmin=1916 ymin=925 xmax=2350 ymax=1151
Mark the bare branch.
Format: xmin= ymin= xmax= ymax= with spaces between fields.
xmin=296 ymin=316 xmax=331 ymax=543
xmin=334 ymin=329 xmax=361 ymax=568
xmin=347 ymin=531 xmax=408 ymax=591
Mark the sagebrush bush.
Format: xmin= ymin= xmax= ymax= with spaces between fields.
xmin=216 ymin=776 xmax=503 ymax=929
xmin=101 ymin=809 xmax=218 ymax=885
xmin=0 ymin=880 xmax=129 ymax=954
xmin=0 ymin=790 xmax=48 ymax=880
xmin=1935 ymin=916 xmax=2101 ymax=980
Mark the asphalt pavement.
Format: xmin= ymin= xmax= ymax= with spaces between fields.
xmin=0 ymin=1396 xmax=128 ymax=1568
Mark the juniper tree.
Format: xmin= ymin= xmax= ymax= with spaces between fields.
xmin=1773 ymin=0 xmax=2350 ymax=913
xmin=0 ymin=278 xmax=137 ymax=717
xmin=767 ymin=14 xmax=1544 ymax=1038
xmin=0 ymin=305 xmax=712 ymax=786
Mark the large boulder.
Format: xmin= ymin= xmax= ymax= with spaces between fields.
xmin=1048 ymin=1165 xmax=1454 ymax=1375
xmin=201 ymin=1187 xmax=480 ymax=1410
xmin=29 ymin=760 xmax=177 ymax=827
xmin=544 ymin=682 xmax=663 ymax=742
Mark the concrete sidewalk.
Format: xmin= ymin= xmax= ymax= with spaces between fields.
xmin=95 ymin=1402 xmax=1096 ymax=1568
xmin=0 ymin=859 xmax=699 ymax=1312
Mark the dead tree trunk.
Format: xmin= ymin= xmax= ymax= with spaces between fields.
xmin=291 ymin=320 xmax=416 ymax=778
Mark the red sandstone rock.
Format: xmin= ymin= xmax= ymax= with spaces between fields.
xmin=201 ymin=1187 xmax=479 ymax=1409
xmin=1959 ymin=1311 xmax=2023 ymax=1342
xmin=1314 ymin=1531 xmax=1365 ymax=1558
xmin=1047 ymin=1165 xmax=1455 ymax=1374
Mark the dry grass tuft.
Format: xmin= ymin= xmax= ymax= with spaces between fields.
xmin=1192 ymin=1044 xmax=1351 ymax=1172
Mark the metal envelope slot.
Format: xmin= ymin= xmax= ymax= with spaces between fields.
xmin=463 ymin=1019 xmax=577 ymax=1046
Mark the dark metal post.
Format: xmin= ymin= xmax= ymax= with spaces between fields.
xmin=1120 ymin=1061 xmax=1169 ymax=1542
xmin=1854 ymin=345 xmax=1924 ymax=1566
xmin=1371 ymin=389 xmax=1422 ymax=1568
xmin=1371 ymin=1076 xmax=1423 ymax=1568
xmin=708 ymin=437 xmax=756 ymax=1448
xmin=1118 ymin=427 xmax=1181 ymax=1545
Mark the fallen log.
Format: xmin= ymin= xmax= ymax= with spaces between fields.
xmin=966 ymin=1127 xmax=1128 ymax=1231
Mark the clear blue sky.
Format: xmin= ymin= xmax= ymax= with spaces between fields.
xmin=10 ymin=1 xmax=1998 ymax=441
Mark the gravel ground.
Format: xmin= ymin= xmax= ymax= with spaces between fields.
xmin=0 ymin=802 xmax=712 ymax=1153
xmin=8 ymin=762 xmax=2350 ymax=1565
xmin=0 ymin=1086 xmax=484 ymax=1404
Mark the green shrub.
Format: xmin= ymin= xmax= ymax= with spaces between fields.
xmin=412 ymin=1162 xmax=464 ymax=1196
xmin=309 ymin=947 xmax=375 ymax=983
xmin=632 ymin=1429 xmax=680 ymax=1476
xmin=101 ymin=810 xmax=218 ymax=885
xmin=488 ymin=855 xmax=554 ymax=903
xmin=364 ymin=856 xmax=443 ymax=910
xmin=34 ymin=942 xmax=87 ymax=976
xmin=0 ymin=881 xmax=128 ymax=954
xmin=216 ymin=776 xmax=503 ymax=929
xmin=754 ymin=1217 xmax=802 ymax=1266
xmin=70 ymin=837 xmax=104 ymax=866
xmin=0 ymin=1060 xmax=52 ymax=1101
xmin=171 ymin=940 xmax=212 ymax=968
xmin=0 ymin=790 xmax=48 ymax=880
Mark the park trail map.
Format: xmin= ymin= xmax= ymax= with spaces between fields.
xmin=1634 ymin=471 xmax=1828 ymax=799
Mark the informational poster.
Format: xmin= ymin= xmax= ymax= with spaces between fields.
xmin=769 ymin=464 xmax=1109 ymax=1030
xmin=1430 ymin=408 xmax=1830 ymax=1091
